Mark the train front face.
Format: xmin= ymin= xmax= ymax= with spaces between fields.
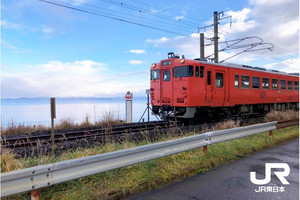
xmin=150 ymin=52 xmax=196 ymax=120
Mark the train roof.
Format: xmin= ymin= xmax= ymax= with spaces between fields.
xmin=194 ymin=59 xmax=299 ymax=78
xmin=157 ymin=53 xmax=299 ymax=78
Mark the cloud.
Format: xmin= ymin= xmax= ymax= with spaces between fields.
xmin=129 ymin=49 xmax=146 ymax=54
xmin=147 ymin=34 xmax=200 ymax=58
xmin=147 ymin=0 xmax=299 ymax=68
xmin=174 ymin=15 xmax=185 ymax=21
xmin=1 ymin=20 xmax=26 ymax=31
xmin=42 ymin=26 xmax=54 ymax=34
xmin=1 ymin=60 xmax=149 ymax=98
xmin=129 ymin=60 xmax=142 ymax=65
xmin=263 ymin=58 xmax=300 ymax=73
xmin=223 ymin=0 xmax=299 ymax=54
xmin=71 ymin=0 xmax=88 ymax=6
xmin=2 ymin=39 xmax=31 ymax=54
xmin=1 ymin=20 xmax=58 ymax=37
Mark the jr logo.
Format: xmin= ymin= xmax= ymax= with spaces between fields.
xmin=250 ymin=163 xmax=290 ymax=185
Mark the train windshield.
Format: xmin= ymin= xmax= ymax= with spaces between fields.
xmin=150 ymin=70 xmax=160 ymax=80
xmin=173 ymin=65 xmax=194 ymax=78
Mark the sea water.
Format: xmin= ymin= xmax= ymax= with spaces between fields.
xmin=1 ymin=97 xmax=159 ymax=128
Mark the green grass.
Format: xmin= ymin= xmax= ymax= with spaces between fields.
xmin=2 ymin=126 xmax=299 ymax=200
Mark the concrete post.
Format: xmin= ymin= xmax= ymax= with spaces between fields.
xmin=213 ymin=11 xmax=219 ymax=63
xmin=50 ymin=97 xmax=56 ymax=149
xmin=125 ymin=91 xmax=133 ymax=123
xmin=200 ymin=33 xmax=205 ymax=59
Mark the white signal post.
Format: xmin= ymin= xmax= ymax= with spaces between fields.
xmin=125 ymin=91 xmax=133 ymax=123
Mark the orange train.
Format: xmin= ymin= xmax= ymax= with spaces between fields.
xmin=150 ymin=52 xmax=299 ymax=121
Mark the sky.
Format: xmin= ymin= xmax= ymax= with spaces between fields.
xmin=1 ymin=0 xmax=299 ymax=98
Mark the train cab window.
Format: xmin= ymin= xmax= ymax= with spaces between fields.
xmin=252 ymin=77 xmax=260 ymax=89
xmin=287 ymin=81 xmax=293 ymax=90
xmin=295 ymin=81 xmax=299 ymax=91
xmin=150 ymin=70 xmax=160 ymax=80
xmin=216 ymin=73 xmax=223 ymax=88
xmin=262 ymin=78 xmax=269 ymax=89
xmin=163 ymin=71 xmax=171 ymax=81
xmin=200 ymin=66 xmax=204 ymax=78
xmin=241 ymin=76 xmax=250 ymax=89
xmin=280 ymin=80 xmax=286 ymax=90
xmin=173 ymin=65 xmax=193 ymax=78
xmin=195 ymin=66 xmax=199 ymax=77
xmin=235 ymin=75 xmax=239 ymax=88
xmin=272 ymin=79 xmax=278 ymax=90
xmin=207 ymin=71 xmax=211 ymax=85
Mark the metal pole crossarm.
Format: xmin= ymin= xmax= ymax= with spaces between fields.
xmin=1 ymin=122 xmax=277 ymax=197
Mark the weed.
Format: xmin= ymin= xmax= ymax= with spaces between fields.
xmin=264 ymin=110 xmax=299 ymax=122
xmin=2 ymin=126 xmax=298 ymax=200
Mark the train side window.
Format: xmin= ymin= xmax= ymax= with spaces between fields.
xmin=241 ymin=75 xmax=250 ymax=89
xmin=287 ymin=81 xmax=293 ymax=90
xmin=252 ymin=77 xmax=260 ymax=89
xmin=150 ymin=70 xmax=160 ymax=80
xmin=272 ymin=79 xmax=278 ymax=90
xmin=189 ymin=66 xmax=194 ymax=77
xmin=216 ymin=73 xmax=223 ymax=88
xmin=280 ymin=80 xmax=286 ymax=90
xmin=207 ymin=71 xmax=211 ymax=85
xmin=295 ymin=81 xmax=299 ymax=91
xmin=200 ymin=66 xmax=204 ymax=78
xmin=262 ymin=78 xmax=269 ymax=89
xmin=163 ymin=71 xmax=170 ymax=81
xmin=235 ymin=75 xmax=239 ymax=88
xmin=195 ymin=66 xmax=199 ymax=77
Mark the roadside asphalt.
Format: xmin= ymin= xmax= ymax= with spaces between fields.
xmin=128 ymin=138 xmax=299 ymax=200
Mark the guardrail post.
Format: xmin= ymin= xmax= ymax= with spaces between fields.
xmin=0 ymin=121 xmax=278 ymax=198
xmin=268 ymin=130 xmax=273 ymax=139
xmin=202 ymin=146 xmax=207 ymax=155
xmin=268 ymin=130 xmax=273 ymax=138
xmin=31 ymin=189 xmax=41 ymax=200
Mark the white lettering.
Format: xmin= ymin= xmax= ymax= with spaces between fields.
xmin=250 ymin=163 xmax=290 ymax=185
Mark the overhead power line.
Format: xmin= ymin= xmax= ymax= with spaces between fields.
xmin=39 ymin=0 xmax=182 ymax=35
xmin=38 ymin=0 xmax=201 ymax=36
xmin=38 ymin=0 xmax=297 ymax=63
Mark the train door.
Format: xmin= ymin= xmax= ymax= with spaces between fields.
xmin=214 ymin=70 xmax=225 ymax=106
xmin=160 ymin=69 xmax=172 ymax=104
xmin=206 ymin=70 xmax=212 ymax=102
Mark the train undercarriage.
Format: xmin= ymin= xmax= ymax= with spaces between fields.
xmin=152 ymin=102 xmax=299 ymax=123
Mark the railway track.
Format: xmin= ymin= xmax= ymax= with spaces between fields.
xmin=1 ymin=121 xmax=170 ymax=149
xmin=1 ymin=117 xmax=298 ymax=157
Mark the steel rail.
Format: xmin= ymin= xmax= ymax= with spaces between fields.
xmin=1 ymin=121 xmax=170 ymax=148
xmin=2 ymin=124 xmax=169 ymax=148
xmin=1 ymin=121 xmax=277 ymax=197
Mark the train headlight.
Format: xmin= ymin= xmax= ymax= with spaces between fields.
xmin=152 ymin=63 xmax=156 ymax=68
xmin=180 ymin=59 xmax=185 ymax=64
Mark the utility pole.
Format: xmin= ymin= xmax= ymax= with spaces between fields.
xmin=200 ymin=33 xmax=205 ymax=59
xmin=198 ymin=11 xmax=231 ymax=62
xmin=213 ymin=11 xmax=219 ymax=63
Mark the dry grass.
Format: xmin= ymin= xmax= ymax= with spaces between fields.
xmin=2 ymin=126 xmax=298 ymax=200
xmin=95 ymin=110 xmax=122 ymax=126
xmin=1 ymin=149 xmax=23 ymax=172
xmin=264 ymin=110 xmax=299 ymax=122
xmin=55 ymin=117 xmax=77 ymax=129
xmin=211 ymin=120 xmax=240 ymax=131
xmin=0 ymin=122 xmax=48 ymax=135
xmin=1 ymin=111 xmax=123 ymax=135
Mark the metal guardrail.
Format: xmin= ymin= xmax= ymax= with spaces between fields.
xmin=1 ymin=121 xmax=278 ymax=197
xmin=276 ymin=119 xmax=299 ymax=129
